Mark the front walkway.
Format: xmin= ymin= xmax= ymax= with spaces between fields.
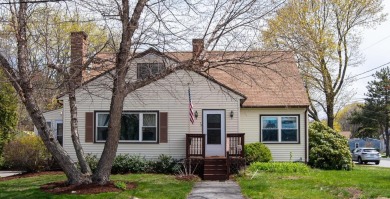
xmin=187 ymin=180 xmax=244 ymax=199
xmin=0 ymin=171 xmax=22 ymax=178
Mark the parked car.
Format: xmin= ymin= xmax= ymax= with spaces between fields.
xmin=352 ymin=148 xmax=381 ymax=165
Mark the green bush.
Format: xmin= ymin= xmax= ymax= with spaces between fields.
xmin=114 ymin=181 xmax=127 ymax=190
xmin=111 ymin=154 xmax=149 ymax=174
xmin=249 ymin=162 xmax=310 ymax=173
xmin=85 ymin=154 xmax=99 ymax=173
xmin=244 ymin=142 xmax=272 ymax=164
xmin=308 ymin=121 xmax=353 ymax=170
xmin=150 ymin=154 xmax=179 ymax=174
xmin=3 ymin=135 xmax=52 ymax=172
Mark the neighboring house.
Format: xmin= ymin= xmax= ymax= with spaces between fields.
xmin=36 ymin=32 xmax=310 ymax=180
xmin=349 ymin=138 xmax=383 ymax=152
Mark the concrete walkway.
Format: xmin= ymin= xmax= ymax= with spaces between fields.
xmin=187 ymin=180 xmax=244 ymax=199
xmin=0 ymin=171 xmax=22 ymax=178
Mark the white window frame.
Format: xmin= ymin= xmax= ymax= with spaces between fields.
xmin=55 ymin=120 xmax=63 ymax=146
xmin=95 ymin=111 xmax=158 ymax=143
xmin=261 ymin=115 xmax=299 ymax=143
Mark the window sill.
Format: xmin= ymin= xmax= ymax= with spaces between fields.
xmin=95 ymin=141 xmax=158 ymax=144
xmin=261 ymin=141 xmax=300 ymax=144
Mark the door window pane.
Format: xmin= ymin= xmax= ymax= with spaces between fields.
xmin=207 ymin=129 xmax=221 ymax=144
xmin=207 ymin=114 xmax=221 ymax=128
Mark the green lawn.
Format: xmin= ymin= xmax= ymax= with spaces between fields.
xmin=237 ymin=165 xmax=390 ymax=199
xmin=0 ymin=173 xmax=195 ymax=199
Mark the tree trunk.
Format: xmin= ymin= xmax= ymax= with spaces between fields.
xmin=3 ymin=0 xmax=91 ymax=185
xmin=67 ymin=80 xmax=92 ymax=175
xmin=92 ymin=89 xmax=126 ymax=184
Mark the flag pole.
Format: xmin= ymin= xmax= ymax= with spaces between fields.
xmin=188 ymin=83 xmax=191 ymax=135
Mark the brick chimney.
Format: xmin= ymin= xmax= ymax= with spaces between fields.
xmin=70 ymin=31 xmax=88 ymax=86
xmin=192 ymin=39 xmax=204 ymax=59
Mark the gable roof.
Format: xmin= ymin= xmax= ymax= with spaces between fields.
xmin=79 ymin=49 xmax=309 ymax=108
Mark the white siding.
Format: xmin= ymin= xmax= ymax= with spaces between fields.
xmin=62 ymin=69 xmax=242 ymax=161
xmin=240 ymin=108 xmax=308 ymax=162
xmin=34 ymin=109 xmax=63 ymax=134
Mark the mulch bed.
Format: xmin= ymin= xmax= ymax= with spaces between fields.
xmin=175 ymin=174 xmax=201 ymax=181
xmin=0 ymin=171 xmax=64 ymax=182
xmin=40 ymin=181 xmax=137 ymax=195
xmin=1 ymin=171 xmax=137 ymax=195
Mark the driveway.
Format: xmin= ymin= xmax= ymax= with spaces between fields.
xmin=0 ymin=171 xmax=22 ymax=178
xmin=354 ymin=158 xmax=390 ymax=168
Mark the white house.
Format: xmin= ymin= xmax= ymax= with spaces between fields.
xmin=39 ymin=32 xmax=310 ymax=180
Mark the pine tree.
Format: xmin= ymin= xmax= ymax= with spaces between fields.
xmin=350 ymin=67 xmax=390 ymax=156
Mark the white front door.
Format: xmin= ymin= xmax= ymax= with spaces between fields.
xmin=203 ymin=110 xmax=225 ymax=156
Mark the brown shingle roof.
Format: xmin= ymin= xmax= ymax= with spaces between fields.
xmin=81 ymin=50 xmax=309 ymax=107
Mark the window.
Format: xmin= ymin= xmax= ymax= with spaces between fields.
xmin=261 ymin=116 xmax=299 ymax=143
xmin=56 ymin=122 xmax=63 ymax=146
xmin=46 ymin=121 xmax=52 ymax=129
xmin=137 ymin=63 xmax=165 ymax=79
xmin=96 ymin=112 xmax=158 ymax=142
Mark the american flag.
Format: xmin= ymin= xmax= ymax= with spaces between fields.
xmin=188 ymin=87 xmax=194 ymax=124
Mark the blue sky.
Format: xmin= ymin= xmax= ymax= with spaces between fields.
xmin=351 ymin=1 xmax=390 ymax=103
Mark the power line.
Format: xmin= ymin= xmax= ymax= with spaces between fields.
xmin=362 ymin=33 xmax=390 ymax=51
xmin=348 ymin=61 xmax=390 ymax=80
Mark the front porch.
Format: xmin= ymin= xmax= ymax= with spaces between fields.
xmin=185 ymin=133 xmax=245 ymax=180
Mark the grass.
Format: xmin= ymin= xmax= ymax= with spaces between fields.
xmin=237 ymin=165 xmax=390 ymax=199
xmin=0 ymin=173 xmax=195 ymax=199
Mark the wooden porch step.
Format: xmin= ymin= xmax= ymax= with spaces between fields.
xmin=203 ymin=174 xmax=228 ymax=181
xmin=204 ymin=168 xmax=227 ymax=175
xmin=203 ymin=157 xmax=228 ymax=180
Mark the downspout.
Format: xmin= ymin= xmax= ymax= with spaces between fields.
xmin=304 ymin=108 xmax=308 ymax=163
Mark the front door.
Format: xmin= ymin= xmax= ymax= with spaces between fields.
xmin=203 ymin=110 xmax=225 ymax=156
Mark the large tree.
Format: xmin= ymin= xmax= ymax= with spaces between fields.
xmin=0 ymin=0 xmax=284 ymax=184
xmin=262 ymin=0 xmax=386 ymax=128
xmin=349 ymin=67 xmax=390 ymax=156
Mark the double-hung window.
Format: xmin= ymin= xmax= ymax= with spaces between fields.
xmin=96 ymin=112 xmax=158 ymax=143
xmin=261 ymin=115 xmax=299 ymax=143
xmin=137 ymin=63 xmax=165 ymax=79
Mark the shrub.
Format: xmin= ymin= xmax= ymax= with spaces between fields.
xmin=111 ymin=154 xmax=149 ymax=174
xmin=249 ymin=162 xmax=310 ymax=173
xmin=244 ymin=142 xmax=272 ymax=164
xmin=3 ymin=135 xmax=52 ymax=172
xmin=150 ymin=154 xmax=179 ymax=174
xmin=308 ymin=121 xmax=353 ymax=170
xmin=85 ymin=154 xmax=99 ymax=173
xmin=114 ymin=181 xmax=127 ymax=190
